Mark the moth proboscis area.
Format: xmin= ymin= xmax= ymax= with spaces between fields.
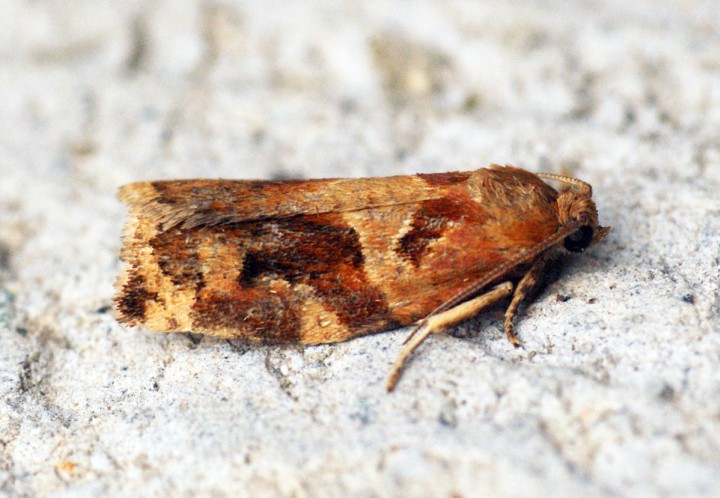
xmin=114 ymin=164 xmax=610 ymax=391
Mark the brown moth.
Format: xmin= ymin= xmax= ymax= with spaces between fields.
xmin=114 ymin=164 xmax=609 ymax=390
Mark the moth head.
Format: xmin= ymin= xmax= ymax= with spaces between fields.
xmin=538 ymin=173 xmax=611 ymax=254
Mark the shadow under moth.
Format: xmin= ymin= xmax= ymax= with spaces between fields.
xmin=114 ymin=164 xmax=609 ymax=391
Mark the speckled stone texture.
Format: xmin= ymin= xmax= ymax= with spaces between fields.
xmin=1 ymin=1 xmax=719 ymax=497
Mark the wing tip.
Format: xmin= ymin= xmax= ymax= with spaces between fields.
xmin=117 ymin=181 xmax=157 ymax=206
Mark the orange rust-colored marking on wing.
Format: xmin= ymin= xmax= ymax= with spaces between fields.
xmin=396 ymin=192 xmax=488 ymax=267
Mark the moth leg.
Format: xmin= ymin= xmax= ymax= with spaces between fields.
xmin=386 ymin=282 xmax=513 ymax=391
xmin=504 ymin=258 xmax=547 ymax=347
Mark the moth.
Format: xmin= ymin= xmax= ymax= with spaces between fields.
xmin=114 ymin=164 xmax=609 ymax=391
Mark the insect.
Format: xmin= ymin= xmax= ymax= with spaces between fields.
xmin=114 ymin=164 xmax=609 ymax=391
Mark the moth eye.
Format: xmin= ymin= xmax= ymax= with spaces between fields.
xmin=563 ymin=226 xmax=594 ymax=253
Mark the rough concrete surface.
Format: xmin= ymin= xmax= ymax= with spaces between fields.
xmin=1 ymin=1 xmax=719 ymax=497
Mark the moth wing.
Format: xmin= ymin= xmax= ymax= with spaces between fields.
xmin=118 ymin=171 xmax=473 ymax=230
xmin=115 ymin=166 xmax=562 ymax=344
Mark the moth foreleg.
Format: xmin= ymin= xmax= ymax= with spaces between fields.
xmin=504 ymin=257 xmax=547 ymax=347
xmin=386 ymin=281 xmax=514 ymax=391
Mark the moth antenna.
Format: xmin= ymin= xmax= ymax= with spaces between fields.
xmin=398 ymin=220 xmax=582 ymax=349
xmin=536 ymin=173 xmax=592 ymax=197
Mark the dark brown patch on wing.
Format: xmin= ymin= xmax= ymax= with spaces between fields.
xmin=417 ymin=171 xmax=472 ymax=186
xmin=192 ymin=287 xmax=302 ymax=342
xmin=115 ymin=270 xmax=160 ymax=324
xmin=237 ymin=215 xmax=390 ymax=330
xmin=238 ymin=219 xmax=364 ymax=284
xmin=149 ymin=227 xmax=206 ymax=293
xmin=397 ymin=193 xmax=487 ymax=267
